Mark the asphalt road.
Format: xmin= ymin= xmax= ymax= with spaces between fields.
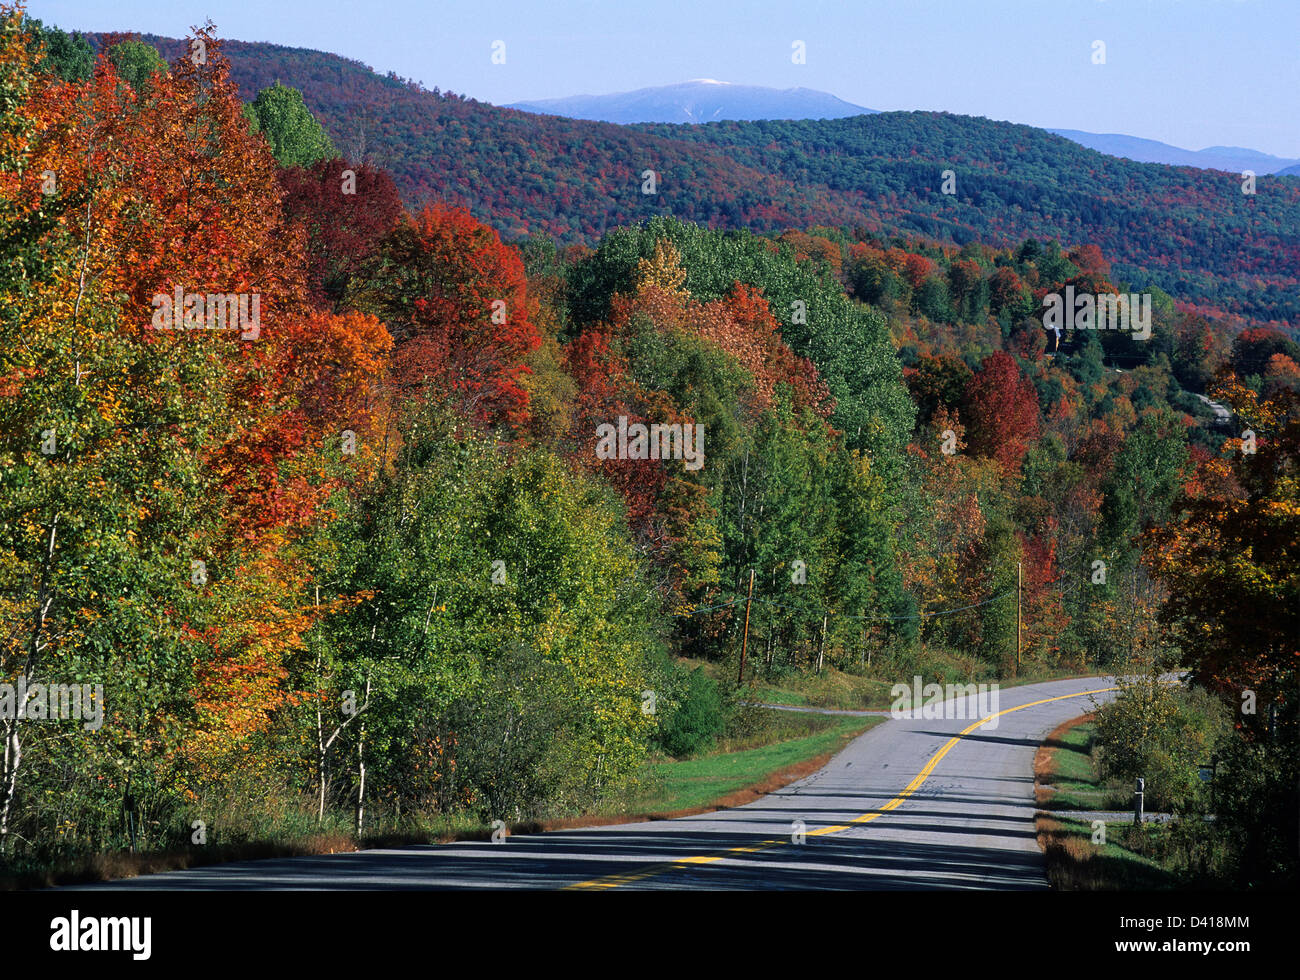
xmin=72 ymin=675 xmax=1117 ymax=891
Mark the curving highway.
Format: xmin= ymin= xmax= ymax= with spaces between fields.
xmin=70 ymin=676 xmax=1117 ymax=891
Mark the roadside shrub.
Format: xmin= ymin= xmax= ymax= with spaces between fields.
xmin=659 ymin=667 xmax=728 ymax=758
xmin=1094 ymin=677 xmax=1228 ymax=812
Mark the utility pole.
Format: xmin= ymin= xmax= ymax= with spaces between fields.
xmin=737 ymin=569 xmax=755 ymax=686
xmin=817 ymin=614 xmax=827 ymax=675
xmin=1016 ymin=561 xmax=1022 ymax=676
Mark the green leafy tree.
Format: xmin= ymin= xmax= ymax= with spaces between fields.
xmin=21 ymin=17 xmax=92 ymax=81
xmin=107 ymin=40 xmax=165 ymax=92
xmin=1095 ymin=678 xmax=1227 ymax=812
xmin=245 ymin=82 xmax=335 ymax=167
xmin=317 ymin=402 xmax=659 ymax=820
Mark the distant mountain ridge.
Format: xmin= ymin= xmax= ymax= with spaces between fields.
xmin=1046 ymin=129 xmax=1300 ymax=176
xmin=508 ymin=81 xmax=1299 ymax=174
xmin=507 ymin=80 xmax=875 ymax=124
xmin=77 ymin=33 xmax=1300 ymax=328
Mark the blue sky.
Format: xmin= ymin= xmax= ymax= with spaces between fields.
xmin=24 ymin=0 xmax=1300 ymax=158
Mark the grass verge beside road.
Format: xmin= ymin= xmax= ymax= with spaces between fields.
xmin=1034 ymin=714 xmax=1176 ymax=889
xmin=1037 ymin=815 xmax=1176 ymax=890
xmin=1034 ymin=715 xmax=1129 ymax=811
xmin=625 ymin=713 xmax=881 ymax=816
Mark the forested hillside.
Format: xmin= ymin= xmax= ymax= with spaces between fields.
xmin=79 ymin=31 xmax=1300 ymax=331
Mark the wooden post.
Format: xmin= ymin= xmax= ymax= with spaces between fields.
xmin=737 ymin=569 xmax=755 ymax=685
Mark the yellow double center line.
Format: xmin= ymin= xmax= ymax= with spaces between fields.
xmin=566 ymin=685 xmax=1117 ymax=890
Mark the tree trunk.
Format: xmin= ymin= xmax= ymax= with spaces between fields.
xmin=317 ymin=744 xmax=329 ymax=824
xmin=316 ymin=649 xmax=328 ymax=824
xmin=4 ymin=513 xmax=61 ymax=852
xmin=0 ymin=718 xmax=21 ymax=853
xmin=354 ymin=674 xmax=371 ymax=837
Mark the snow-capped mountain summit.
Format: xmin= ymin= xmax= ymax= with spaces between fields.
xmin=506 ymin=80 xmax=875 ymax=124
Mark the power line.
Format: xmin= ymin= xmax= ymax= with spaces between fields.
xmin=673 ymin=589 xmax=1015 ymax=622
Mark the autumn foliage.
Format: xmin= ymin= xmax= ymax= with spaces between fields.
xmin=962 ymin=351 xmax=1041 ymax=473
xmin=3 ymin=10 xmax=1294 ymax=883
xmin=350 ymin=203 xmax=541 ymax=428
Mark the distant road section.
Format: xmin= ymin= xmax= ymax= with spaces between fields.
xmin=71 ymin=677 xmax=1117 ymax=891
xmin=1193 ymin=392 xmax=1232 ymax=427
